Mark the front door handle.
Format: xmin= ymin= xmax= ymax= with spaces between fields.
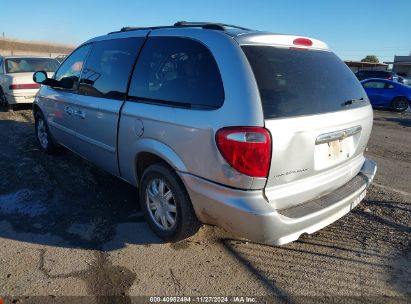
xmin=64 ymin=106 xmax=74 ymax=115
xmin=74 ymin=109 xmax=86 ymax=119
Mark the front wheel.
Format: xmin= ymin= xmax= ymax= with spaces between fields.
xmin=139 ymin=163 xmax=201 ymax=242
xmin=0 ymin=88 xmax=11 ymax=111
xmin=392 ymin=97 xmax=409 ymax=112
xmin=35 ymin=111 xmax=60 ymax=154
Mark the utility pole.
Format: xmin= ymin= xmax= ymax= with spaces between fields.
xmin=1 ymin=32 xmax=4 ymax=56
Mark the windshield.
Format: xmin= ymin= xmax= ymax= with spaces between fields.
xmin=5 ymin=58 xmax=59 ymax=74
xmin=242 ymin=46 xmax=368 ymax=118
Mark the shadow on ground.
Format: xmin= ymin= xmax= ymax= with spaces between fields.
xmin=384 ymin=117 xmax=411 ymax=128
xmin=0 ymin=118 xmax=162 ymax=252
xmin=218 ymin=197 xmax=411 ymax=299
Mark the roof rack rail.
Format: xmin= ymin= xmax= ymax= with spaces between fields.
xmin=120 ymin=25 xmax=174 ymax=32
xmin=174 ymin=21 xmax=251 ymax=31
xmin=107 ymin=25 xmax=174 ymax=34
xmin=108 ymin=21 xmax=252 ymax=35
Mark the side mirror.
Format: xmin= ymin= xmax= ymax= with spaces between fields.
xmin=59 ymin=77 xmax=75 ymax=89
xmin=33 ymin=71 xmax=48 ymax=84
xmin=33 ymin=71 xmax=63 ymax=88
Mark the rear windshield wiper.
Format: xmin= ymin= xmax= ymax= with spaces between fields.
xmin=341 ymin=97 xmax=365 ymax=107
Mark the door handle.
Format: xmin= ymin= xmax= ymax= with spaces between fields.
xmin=74 ymin=109 xmax=86 ymax=119
xmin=64 ymin=106 xmax=74 ymax=115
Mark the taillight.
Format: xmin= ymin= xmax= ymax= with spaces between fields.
xmin=9 ymin=84 xmax=40 ymax=90
xmin=216 ymin=127 xmax=271 ymax=178
xmin=293 ymin=38 xmax=313 ymax=47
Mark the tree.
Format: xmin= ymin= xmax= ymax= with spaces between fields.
xmin=361 ymin=55 xmax=379 ymax=63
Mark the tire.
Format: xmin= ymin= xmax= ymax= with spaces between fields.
xmin=392 ymin=97 xmax=409 ymax=112
xmin=139 ymin=163 xmax=201 ymax=242
xmin=0 ymin=88 xmax=11 ymax=111
xmin=34 ymin=111 xmax=60 ymax=154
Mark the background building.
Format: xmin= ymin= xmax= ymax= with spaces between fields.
xmin=385 ymin=55 xmax=411 ymax=78
xmin=344 ymin=61 xmax=388 ymax=73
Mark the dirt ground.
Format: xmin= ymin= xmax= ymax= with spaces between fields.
xmin=0 ymin=106 xmax=409 ymax=303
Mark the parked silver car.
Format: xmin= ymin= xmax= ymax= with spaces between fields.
xmin=32 ymin=22 xmax=377 ymax=245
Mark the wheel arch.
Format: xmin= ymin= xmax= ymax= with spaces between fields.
xmin=391 ymin=95 xmax=410 ymax=103
xmin=32 ymin=103 xmax=41 ymax=117
xmin=132 ymin=139 xmax=188 ymax=186
xmin=391 ymin=95 xmax=410 ymax=109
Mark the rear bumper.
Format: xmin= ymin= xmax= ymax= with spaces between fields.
xmin=179 ymin=158 xmax=377 ymax=245
xmin=5 ymin=92 xmax=36 ymax=104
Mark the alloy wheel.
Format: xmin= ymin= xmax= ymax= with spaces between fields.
xmin=37 ymin=118 xmax=49 ymax=149
xmin=145 ymin=178 xmax=177 ymax=231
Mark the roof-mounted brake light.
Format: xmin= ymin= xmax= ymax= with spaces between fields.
xmin=293 ymin=38 xmax=313 ymax=47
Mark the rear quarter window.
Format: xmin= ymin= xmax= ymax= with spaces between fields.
xmin=128 ymin=37 xmax=224 ymax=109
xmin=242 ymin=46 xmax=368 ymax=118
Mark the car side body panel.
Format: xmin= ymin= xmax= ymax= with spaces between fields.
xmin=36 ymin=86 xmax=80 ymax=151
xmin=70 ymin=94 xmax=122 ymax=176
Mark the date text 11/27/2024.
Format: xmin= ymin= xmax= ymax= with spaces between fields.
xmin=149 ymin=296 xmax=257 ymax=303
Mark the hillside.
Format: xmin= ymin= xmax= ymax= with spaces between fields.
xmin=0 ymin=38 xmax=74 ymax=56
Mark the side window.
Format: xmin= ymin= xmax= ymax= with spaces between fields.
xmin=54 ymin=44 xmax=91 ymax=90
xmin=78 ymin=37 xmax=143 ymax=100
xmin=0 ymin=59 xmax=3 ymax=74
xmin=363 ymin=81 xmax=386 ymax=89
xmin=128 ymin=37 xmax=224 ymax=109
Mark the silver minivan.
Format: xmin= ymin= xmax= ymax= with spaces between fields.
xmin=33 ymin=22 xmax=377 ymax=245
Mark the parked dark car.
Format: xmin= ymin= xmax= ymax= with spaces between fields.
xmin=397 ymin=75 xmax=408 ymax=85
xmin=361 ymin=78 xmax=411 ymax=111
xmin=355 ymin=70 xmax=400 ymax=82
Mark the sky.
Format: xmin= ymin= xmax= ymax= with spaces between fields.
xmin=1 ymin=0 xmax=410 ymax=62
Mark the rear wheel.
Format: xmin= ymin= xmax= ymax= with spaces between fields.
xmin=35 ymin=111 xmax=60 ymax=154
xmin=392 ymin=97 xmax=409 ymax=112
xmin=139 ymin=163 xmax=201 ymax=242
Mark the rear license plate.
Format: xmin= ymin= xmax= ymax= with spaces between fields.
xmin=328 ymin=140 xmax=343 ymax=160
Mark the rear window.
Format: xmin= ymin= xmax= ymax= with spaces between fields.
xmin=242 ymin=46 xmax=368 ymax=118
xmin=5 ymin=58 xmax=59 ymax=73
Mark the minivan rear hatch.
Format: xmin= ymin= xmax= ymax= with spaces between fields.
xmin=240 ymin=38 xmax=373 ymax=210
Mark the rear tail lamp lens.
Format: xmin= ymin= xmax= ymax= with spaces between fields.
xmin=9 ymin=84 xmax=40 ymax=90
xmin=216 ymin=127 xmax=271 ymax=178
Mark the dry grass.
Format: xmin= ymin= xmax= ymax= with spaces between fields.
xmin=0 ymin=38 xmax=74 ymax=54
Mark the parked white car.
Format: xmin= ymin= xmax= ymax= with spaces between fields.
xmin=0 ymin=56 xmax=59 ymax=110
